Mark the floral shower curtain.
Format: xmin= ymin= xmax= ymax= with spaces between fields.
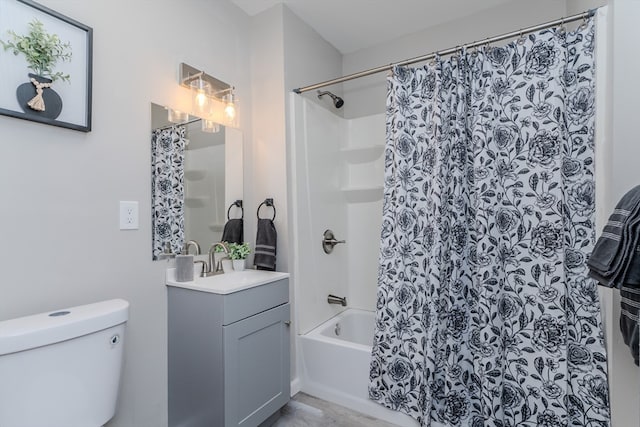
xmin=370 ymin=18 xmax=610 ymax=427
xmin=151 ymin=125 xmax=186 ymax=259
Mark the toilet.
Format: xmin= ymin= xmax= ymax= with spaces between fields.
xmin=0 ymin=299 xmax=129 ymax=427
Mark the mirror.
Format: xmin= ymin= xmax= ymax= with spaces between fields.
xmin=151 ymin=103 xmax=243 ymax=260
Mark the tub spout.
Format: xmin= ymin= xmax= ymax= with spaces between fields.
xmin=327 ymin=294 xmax=347 ymax=306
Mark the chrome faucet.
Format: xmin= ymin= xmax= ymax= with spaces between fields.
xmin=208 ymin=242 xmax=230 ymax=275
xmin=327 ymin=294 xmax=347 ymax=306
xmin=185 ymin=240 xmax=201 ymax=255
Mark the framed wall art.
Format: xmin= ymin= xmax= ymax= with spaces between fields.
xmin=0 ymin=0 xmax=92 ymax=132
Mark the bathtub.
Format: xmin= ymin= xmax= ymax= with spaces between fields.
xmin=299 ymin=308 xmax=419 ymax=427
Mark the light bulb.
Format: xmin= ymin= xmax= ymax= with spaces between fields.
xmin=222 ymin=91 xmax=238 ymax=127
xmin=190 ymin=76 xmax=212 ymax=117
xmin=224 ymin=103 xmax=236 ymax=120
xmin=195 ymin=92 xmax=208 ymax=108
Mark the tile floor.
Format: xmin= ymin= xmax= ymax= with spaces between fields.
xmin=267 ymin=392 xmax=400 ymax=427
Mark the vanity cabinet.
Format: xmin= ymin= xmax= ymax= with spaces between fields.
xmin=168 ymin=276 xmax=290 ymax=427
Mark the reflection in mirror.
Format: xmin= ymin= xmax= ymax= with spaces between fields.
xmin=151 ymin=103 xmax=243 ymax=260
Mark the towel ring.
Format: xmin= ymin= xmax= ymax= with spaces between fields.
xmin=227 ymin=200 xmax=243 ymax=220
xmin=257 ymin=198 xmax=276 ymax=221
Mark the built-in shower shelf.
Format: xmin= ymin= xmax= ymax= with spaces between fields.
xmin=184 ymin=197 xmax=209 ymax=208
xmin=340 ymin=145 xmax=384 ymax=163
xmin=184 ymin=169 xmax=207 ymax=181
xmin=341 ymin=185 xmax=383 ymax=203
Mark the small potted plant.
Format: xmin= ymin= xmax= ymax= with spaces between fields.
xmin=228 ymin=242 xmax=251 ymax=271
xmin=0 ymin=19 xmax=72 ymax=118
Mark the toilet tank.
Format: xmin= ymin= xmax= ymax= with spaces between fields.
xmin=0 ymin=299 xmax=129 ymax=427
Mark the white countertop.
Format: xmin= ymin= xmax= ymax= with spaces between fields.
xmin=166 ymin=268 xmax=289 ymax=295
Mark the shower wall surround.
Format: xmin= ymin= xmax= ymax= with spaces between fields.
xmin=290 ymin=96 xmax=348 ymax=335
xmin=290 ymin=96 xmax=385 ymax=334
xmin=345 ymin=113 xmax=385 ymax=311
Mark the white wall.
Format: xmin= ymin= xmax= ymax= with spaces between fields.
xmin=567 ymin=0 xmax=608 ymax=14
xmin=282 ymin=6 xmax=344 ymax=113
xmin=249 ymin=6 xmax=286 ymax=277
xmin=248 ymin=3 xmax=343 ymax=277
xmin=248 ymin=2 xmax=343 ymax=386
xmin=281 ymin=5 xmax=346 ymax=336
xmin=0 ymin=1 xmax=251 ymax=426
xmin=342 ymin=0 xmax=568 ymax=119
xmin=225 ymin=127 xmax=244 ymax=231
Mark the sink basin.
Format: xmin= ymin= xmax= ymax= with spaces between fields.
xmin=166 ymin=268 xmax=289 ymax=294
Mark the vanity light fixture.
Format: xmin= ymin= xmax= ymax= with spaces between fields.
xmin=179 ymin=63 xmax=239 ymax=128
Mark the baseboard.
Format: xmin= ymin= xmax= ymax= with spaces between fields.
xmin=290 ymin=376 xmax=301 ymax=396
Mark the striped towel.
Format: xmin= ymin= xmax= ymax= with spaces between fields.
xmin=620 ymin=284 xmax=640 ymax=366
xmin=588 ymin=185 xmax=640 ymax=366
xmin=254 ymin=218 xmax=277 ymax=271
xmin=588 ymin=185 xmax=640 ymax=288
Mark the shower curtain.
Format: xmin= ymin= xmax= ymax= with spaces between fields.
xmin=151 ymin=125 xmax=186 ymax=259
xmin=370 ymin=18 xmax=610 ymax=426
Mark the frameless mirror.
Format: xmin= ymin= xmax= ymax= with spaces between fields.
xmin=150 ymin=103 xmax=243 ymax=260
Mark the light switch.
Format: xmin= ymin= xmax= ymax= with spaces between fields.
xmin=119 ymin=201 xmax=139 ymax=230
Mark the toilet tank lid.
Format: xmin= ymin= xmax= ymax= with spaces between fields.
xmin=0 ymin=299 xmax=129 ymax=356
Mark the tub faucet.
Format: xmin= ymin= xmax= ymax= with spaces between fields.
xmin=327 ymin=294 xmax=347 ymax=306
xmin=207 ymin=242 xmax=229 ymax=275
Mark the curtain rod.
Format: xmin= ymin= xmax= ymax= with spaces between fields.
xmin=292 ymin=10 xmax=594 ymax=94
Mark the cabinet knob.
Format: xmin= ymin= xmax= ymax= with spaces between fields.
xmin=284 ymin=321 xmax=291 ymax=326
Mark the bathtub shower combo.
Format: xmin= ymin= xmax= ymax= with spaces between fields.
xmin=290 ymin=9 xmax=614 ymax=427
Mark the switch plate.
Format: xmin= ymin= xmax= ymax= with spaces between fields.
xmin=119 ymin=201 xmax=139 ymax=230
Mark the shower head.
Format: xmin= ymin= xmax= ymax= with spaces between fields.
xmin=317 ymin=90 xmax=344 ymax=109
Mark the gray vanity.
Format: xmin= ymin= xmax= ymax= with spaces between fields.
xmin=167 ymin=270 xmax=290 ymax=427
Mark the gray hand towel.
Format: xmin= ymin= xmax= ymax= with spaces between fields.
xmin=222 ymin=219 xmax=244 ymax=244
xmin=254 ymin=218 xmax=277 ymax=271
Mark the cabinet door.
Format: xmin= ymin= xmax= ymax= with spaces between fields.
xmin=223 ymin=303 xmax=290 ymax=427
